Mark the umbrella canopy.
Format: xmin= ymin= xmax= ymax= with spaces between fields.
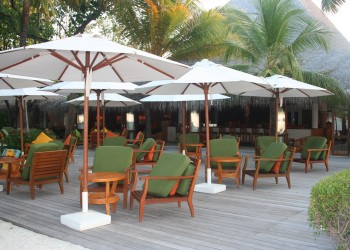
xmin=0 ymin=88 xmax=64 ymax=152
xmin=139 ymin=94 xmax=229 ymax=102
xmin=137 ymin=59 xmax=269 ymax=188
xmin=41 ymin=81 xmax=138 ymax=94
xmin=0 ymin=72 xmax=53 ymax=89
xmin=67 ymin=93 xmax=140 ymax=107
xmin=0 ymin=34 xmax=189 ymax=215
xmin=41 ymin=81 xmax=139 ymax=145
xmin=238 ymin=75 xmax=334 ymax=141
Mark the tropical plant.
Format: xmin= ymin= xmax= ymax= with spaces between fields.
xmin=321 ymin=0 xmax=346 ymax=13
xmin=224 ymin=0 xmax=347 ymax=107
xmin=309 ymin=169 xmax=350 ymax=249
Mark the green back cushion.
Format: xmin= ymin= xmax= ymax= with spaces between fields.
xmin=92 ymin=146 xmax=133 ymax=173
xmin=152 ymin=144 xmax=162 ymax=162
xmin=49 ymin=140 xmax=65 ymax=149
xmin=222 ymin=135 xmax=237 ymax=140
xmin=21 ymin=143 xmax=60 ymax=180
xmin=301 ymin=137 xmax=327 ymax=160
xmin=318 ymin=144 xmax=328 ymax=160
xmin=179 ymin=133 xmax=199 ymax=152
xmin=279 ymin=150 xmax=291 ymax=173
xmin=256 ymin=136 xmax=275 ymax=153
xmin=176 ymin=163 xmax=195 ymax=196
xmin=73 ymin=129 xmax=82 ymax=139
xmin=136 ymin=138 xmax=155 ymax=162
xmin=259 ymin=142 xmax=287 ymax=173
xmin=147 ymin=153 xmax=190 ymax=197
xmin=103 ymin=136 xmax=126 ymax=146
xmin=210 ymin=139 xmax=238 ymax=169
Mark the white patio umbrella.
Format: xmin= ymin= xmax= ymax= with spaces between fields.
xmin=140 ymin=94 xmax=230 ymax=150
xmin=0 ymin=88 xmax=64 ymax=152
xmin=67 ymin=93 xmax=140 ymax=139
xmin=42 ymin=81 xmax=139 ymax=145
xmin=0 ymin=72 xmax=53 ymax=89
xmin=237 ymin=75 xmax=334 ymax=141
xmin=137 ymin=59 xmax=269 ymax=194
xmin=0 ymin=34 xmax=189 ymax=230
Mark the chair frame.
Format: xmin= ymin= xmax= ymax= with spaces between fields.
xmin=242 ymin=147 xmax=296 ymax=190
xmin=178 ymin=143 xmax=203 ymax=160
xmin=293 ymin=141 xmax=331 ymax=173
xmin=210 ymin=154 xmax=242 ymax=187
xmin=7 ymin=150 xmax=67 ymax=199
xmin=127 ymin=131 xmax=144 ymax=148
xmin=130 ymin=157 xmax=201 ymax=222
xmin=134 ymin=140 xmax=165 ymax=168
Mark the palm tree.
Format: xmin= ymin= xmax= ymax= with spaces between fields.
xmin=321 ymin=0 xmax=346 ymax=13
xmin=224 ymin=0 xmax=347 ymax=133
xmin=103 ymin=0 xmax=229 ymax=136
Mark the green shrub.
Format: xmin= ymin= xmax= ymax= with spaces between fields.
xmin=309 ymin=170 xmax=350 ymax=249
xmin=1 ymin=129 xmax=56 ymax=150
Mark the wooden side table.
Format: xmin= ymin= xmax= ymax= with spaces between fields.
xmin=210 ymin=156 xmax=242 ymax=187
xmin=80 ymin=172 xmax=126 ymax=215
xmin=0 ymin=157 xmax=24 ymax=193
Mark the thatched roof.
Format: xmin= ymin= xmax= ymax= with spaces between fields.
xmin=229 ymin=0 xmax=350 ymax=89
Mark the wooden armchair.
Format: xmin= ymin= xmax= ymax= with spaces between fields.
xmin=130 ymin=153 xmax=201 ymax=222
xmin=293 ymin=136 xmax=331 ymax=173
xmin=6 ymin=143 xmax=67 ymax=199
xmin=89 ymin=131 xmax=103 ymax=148
xmin=242 ymin=142 xmax=296 ymax=190
xmin=127 ymin=131 xmax=144 ymax=148
xmin=82 ymin=146 xmax=135 ymax=209
xmin=178 ymin=133 xmax=203 ymax=160
xmin=67 ymin=135 xmax=78 ymax=164
xmin=209 ymin=138 xmax=242 ymax=187
xmin=134 ymin=140 xmax=165 ymax=169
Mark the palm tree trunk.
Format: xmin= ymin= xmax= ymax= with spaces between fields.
xmin=20 ymin=0 xmax=30 ymax=47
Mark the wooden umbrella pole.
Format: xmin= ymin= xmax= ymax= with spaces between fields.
xmin=18 ymin=96 xmax=24 ymax=153
xmin=102 ymin=103 xmax=106 ymax=145
xmin=82 ymin=54 xmax=90 ymax=213
xmin=182 ymin=101 xmax=186 ymax=154
xmin=275 ymin=91 xmax=279 ymax=142
xmin=96 ymin=90 xmax=101 ymax=146
xmin=204 ymin=84 xmax=211 ymax=184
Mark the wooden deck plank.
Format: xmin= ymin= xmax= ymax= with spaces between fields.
xmin=0 ymin=146 xmax=339 ymax=249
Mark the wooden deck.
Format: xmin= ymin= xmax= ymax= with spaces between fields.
xmin=0 ymin=145 xmax=343 ymax=249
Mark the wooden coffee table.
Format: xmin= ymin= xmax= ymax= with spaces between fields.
xmin=210 ymin=156 xmax=242 ymax=187
xmin=80 ymin=172 xmax=126 ymax=215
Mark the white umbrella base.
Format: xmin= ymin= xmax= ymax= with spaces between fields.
xmin=194 ymin=183 xmax=226 ymax=194
xmin=60 ymin=210 xmax=111 ymax=231
xmin=0 ymin=185 xmax=3 ymax=192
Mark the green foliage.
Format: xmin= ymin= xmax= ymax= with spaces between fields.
xmin=0 ymin=112 xmax=8 ymax=128
xmin=309 ymin=170 xmax=350 ymax=249
xmin=1 ymin=129 xmax=56 ymax=150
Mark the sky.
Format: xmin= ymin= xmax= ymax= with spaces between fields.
xmin=200 ymin=0 xmax=350 ymax=42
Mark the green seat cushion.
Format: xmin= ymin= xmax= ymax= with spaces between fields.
xmin=127 ymin=143 xmax=140 ymax=148
xmin=136 ymin=138 xmax=155 ymax=162
xmin=259 ymin=142 xmax=287 ymax=173
xmin=92 ymin=146 xmax=133 ymax=173
xmin=147 ymin=153 xmax=190 ymax=197
xmin=279 ymin=150 xmax=291 ymax=173
xmin=318 ymin=144 xmax=328 ymax=160
xmin=301 ymin=137 xmax=327 ymax=160
xmin=152 ymin=144 xmax=162 ymax=162
xmin=103 ymin=136 xmax=126 ymax=146
xmin=210 ymin=139 xmax=238 ymax=169
xmin=176 ymin=163 xmax=195 ymax=196
xmin=21 ymin=143 xmax=61 ymax=180
xmin=179 ymin=133 xmax=200 ymax=152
